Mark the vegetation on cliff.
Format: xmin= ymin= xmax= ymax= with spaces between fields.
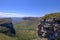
xmin=43 ymin=12 xmax=60 ymax=18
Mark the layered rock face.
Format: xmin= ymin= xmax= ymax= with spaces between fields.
xmin=38 ymin=17 xmax=60 ymax=40
xmin=0 ymin=18 xmax=16 ymax=36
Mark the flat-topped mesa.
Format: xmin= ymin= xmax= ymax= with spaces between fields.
xmin=38 ymin=17 xmax=60 ymax=40
xmin=0 ymin=18 xmax=16 ymax=36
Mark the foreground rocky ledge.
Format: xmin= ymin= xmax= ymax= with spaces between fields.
xmin=38 ymin=17 xmax=60 ymax=40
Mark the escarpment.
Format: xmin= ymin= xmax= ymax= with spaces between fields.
xmin=0 ymin=18 xmax=16 ymax=36
xmin=38 ymin=17 xmax=60 ymax=40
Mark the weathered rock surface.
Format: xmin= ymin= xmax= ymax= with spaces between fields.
xmin=38 ymin=17 xmax=60 ymax=40
xmin=0 ymin=18 xmax=16 ymax=36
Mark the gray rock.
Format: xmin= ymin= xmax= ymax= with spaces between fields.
xmin=38 ymin=18 xmax=60 ymax=40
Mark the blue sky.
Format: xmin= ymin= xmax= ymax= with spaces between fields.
xmin=0 ymin=0 xmax=60 ymax=17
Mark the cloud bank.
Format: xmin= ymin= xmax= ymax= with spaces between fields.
xmin=0 ymin=12 xmax=35 ymax=18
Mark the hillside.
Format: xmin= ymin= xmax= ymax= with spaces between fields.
xmin=13 ymin=17 xmax=39 ymax=40
xmin=43 ymin=12 xmax=60 ymax=18
xmin=14 ymin=17 xmax=40 ymax=30
xmin=0 ymin=17 xmax=39 ymax=40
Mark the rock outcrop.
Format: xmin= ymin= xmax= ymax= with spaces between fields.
xmin=38 ymin=17 xmax=60 ymax=40
xmin=0 ymin=18 xmax=16 ymax=36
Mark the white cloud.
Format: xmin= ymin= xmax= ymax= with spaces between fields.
xmin=0 ymin=12 xmax=33 ymax=18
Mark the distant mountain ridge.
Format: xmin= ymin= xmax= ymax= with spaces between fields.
xmin=12 ymin=17 xmax=40 ymax=24
xmin=12 ymin=17 xmax=22 ymax=24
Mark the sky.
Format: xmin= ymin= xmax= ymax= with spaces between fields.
xmin=0 ymin=0 xmax=60 ymax=17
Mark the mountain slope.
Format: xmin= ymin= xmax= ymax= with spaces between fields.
xmin=43 ymin=12 xmax=60 ymax=18
xmin=14 ymin=17 xmax=40 ymax=30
